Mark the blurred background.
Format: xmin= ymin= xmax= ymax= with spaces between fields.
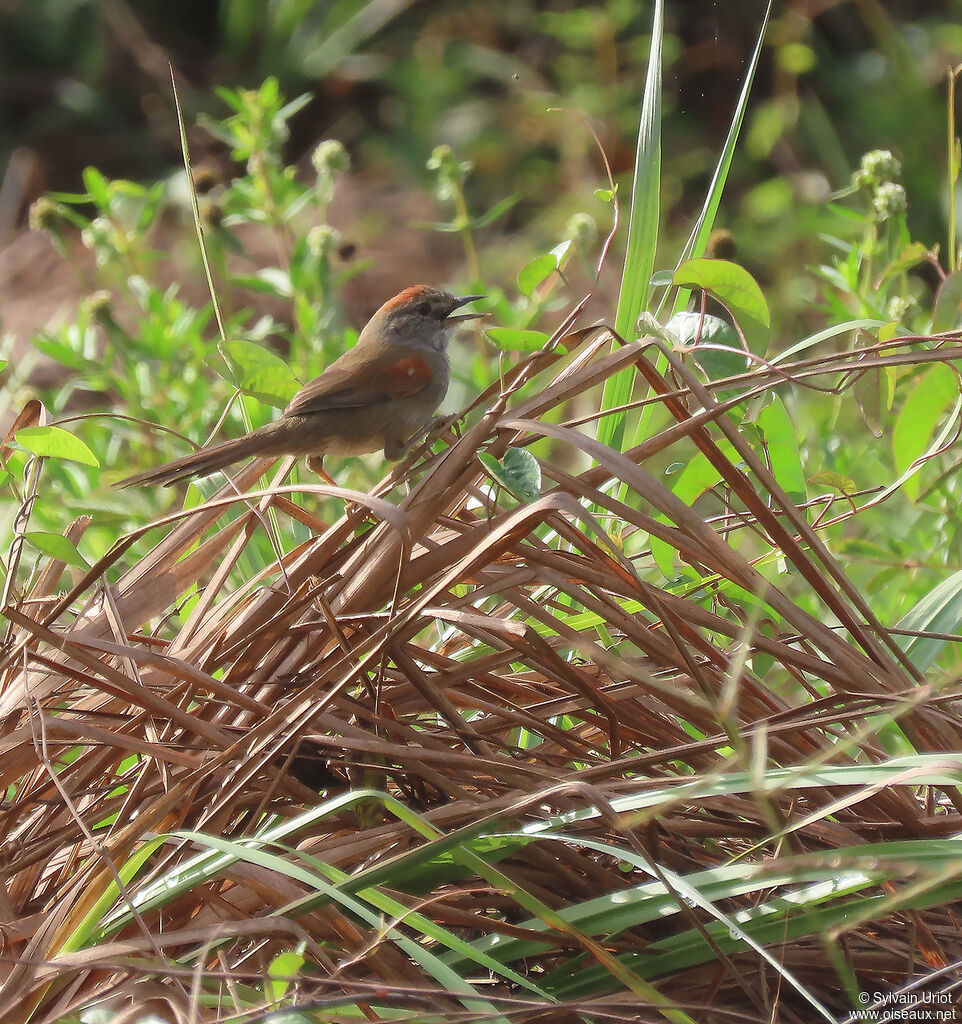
xmin=1 ymin=0 xmax=961 ymax=629
xmin=1 ymin=0 xmax=961 ymax=340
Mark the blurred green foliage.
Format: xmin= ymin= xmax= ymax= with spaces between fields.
xmin=3 ymin=1 xmax=961 ymax=326
xmin=4 ymin=1 xmax=962 ymax=632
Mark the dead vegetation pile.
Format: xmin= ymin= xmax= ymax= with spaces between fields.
xmin=2 ymin=320 xmax=962 ymax=1023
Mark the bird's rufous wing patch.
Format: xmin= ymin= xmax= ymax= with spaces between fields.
xmin=285 ymin=354 xmax=434 ymax=417
xmin=381 ymin=356 xmax=433 ymax=393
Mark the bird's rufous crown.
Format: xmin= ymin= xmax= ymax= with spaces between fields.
xmin=380 ymin=284 xmax=439 ymax=311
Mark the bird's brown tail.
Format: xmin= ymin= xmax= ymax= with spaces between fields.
xmin=116 ymin=419 xmax=295 ymax=489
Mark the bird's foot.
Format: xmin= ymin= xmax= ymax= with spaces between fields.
xmin=424 ymin=412 xmax=462 ymax=446
xmin=306 ymin=454 xmax=337 ymax=486
xmin=306 ymin=453 xmax=370 ymax=521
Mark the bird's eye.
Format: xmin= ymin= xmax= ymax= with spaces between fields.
xmin=417 ymin=301 xmax=432 ymax=316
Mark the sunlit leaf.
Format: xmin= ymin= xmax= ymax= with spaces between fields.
xmin=24 ymin=532 xmax=88 ymax=568
xmin=672 ymin=258 xmax=770 ymax=334
xmin=486 ymin=328 xmax=551 ymax=351
xmin=517 ymin=242 xmax=571 ymax=297
xmin=82 ymin=166 xmax=111 ymax=210
xmin=757 ymin=395 xmax=806 ymax=505
xmin=892 ymin=363 xmax=958 ymax=500
xmin=808 ymin=471 xmax=858 ymax=496
xmin=218 ymin=339 xmax=300 ymax=408
xmin=15 ymin=425 xmax=99 ymax=467
xmin=234 ymin=266 xmax=293 ymax=297
xmin=517 ymin=253 xmax=555 ymax=295
xmin=265 ymin=948 xmax=306 ymax=1002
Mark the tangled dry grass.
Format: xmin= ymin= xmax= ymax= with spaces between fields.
xmin=3 ymin=316 xmax=962 ymax=1023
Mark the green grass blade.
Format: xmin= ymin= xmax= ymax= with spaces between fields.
xmin=896 ymin=568 xmax=962 ymax=671
xmin=667 ymin=1 xmax=773 ymax=315
xmin=521 ymin=834 xmax=839 ymax=1020
xmin=597 ymin=0 xmax=663 ymax=454
xmin=165 ymin=828 xmax=515 ymax=1024
xmin=638 ymin=3 xmax=771 ymax=454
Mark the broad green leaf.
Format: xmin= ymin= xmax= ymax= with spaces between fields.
xmin=933 ymin=271 xmax=962 ymax=332
xmin=892 ymin=363 xmax=959 ymax=500
xmin=652 ymin=444 xmax=739 ymax=579
xmin=808 ymin=471 xmax=857 ymax=497
xmin=517 ymin=253 xmax=556 ymax=295
xmin=517 ymin=242 xmax=571 ymax=296
xmin=666 ymin=311 xmax=738 ymax=347
xmin=896 ymin=569 xmax=962 ymax=672
xmin=672 ymin=258 xmax=770 ymax=335
xmin=757 ymin=395 xmax=806 ymax=505
xmin=550 ymin=239 xmax=572 ymax=264
xmin=15 ymin=425 xmax=100 ymax=467
xmin=219 ymin=340 xmax=300 ymax=409
xmin=665 ymin=310 xmax=747 ymax=379
xmin=479 ymin=449 xmax=541 ymax=502
xmin=25 ymin=532 xmax=88 ymax=568
xmin=486 ymin=328 xmax=551 ymax=351
xmin=854 ymin=365 xmax=895 ymax=437
xmin=669 ymin=446 xmax=735 ymax=501
xmin=265 ymin=948 xmax=306 ymax=1002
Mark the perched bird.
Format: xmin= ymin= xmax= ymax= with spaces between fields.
xmin=117 ymin=285 xmax=484 ymax=488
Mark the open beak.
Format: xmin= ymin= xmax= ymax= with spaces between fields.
xmin=445 ymin=294 xmax=486 ymax=324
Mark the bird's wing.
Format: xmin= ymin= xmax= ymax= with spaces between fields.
xmin=284 ymin=346 xmax=434 ymax=417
